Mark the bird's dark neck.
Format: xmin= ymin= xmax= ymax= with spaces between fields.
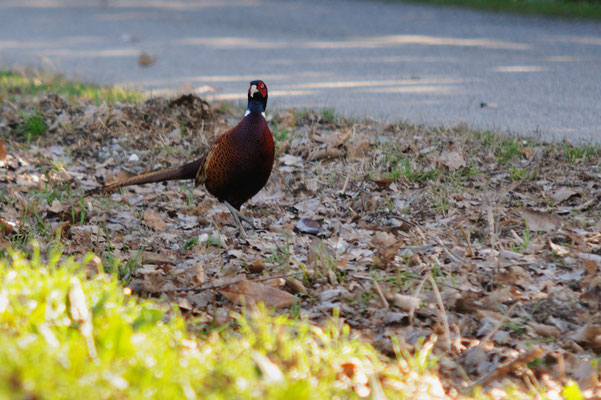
xmin=246 ymin=99 xmax=266 ymax=116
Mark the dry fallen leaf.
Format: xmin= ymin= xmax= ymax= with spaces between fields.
xmin=48 ymin=199 xmax=64 ymax=214
xmin=143 ymin=208 xmax=166 ymax=232
xmin=565 ymin=354 xmax=598 ymax=389
xmin=0 ymin=216 xmax=16 ymax=235
xmin=551 ymin=187 xmax=578 ymax=204
xmin=571 ymin=325 xmax=601 ymax=353
xmin=295 ymin=218 xmax=321 ymax=235
xmin=439 ymin=150 xmax=466 ymax=171
xmin=249 ymin=259 xmax=266 ymax=273
xmin=279 ymin=154 xmax=304 ymax=167
xmin=372 ymin=231 xmax=402 ymax=267
xmin=522 ymin=209 xmax=562 ymax=232
xmin=219 ymin=278 xmax=296 ymax=309
xmin=373 ymin=177 xmax=392 ymax=190
xmin=286 ymin=277 xmax=308 ymax=294
xmin=521 ymin=147 xmax=535 ymax=159
xmin=549 ymin=239 xmax=570 ymax=257
xmin=313 ymin=130 xmax=348 ymax=147
xmin=390 ymin=294 xmax=420 ymax=311
xmin=141 ymin=251 xmax=174 ymax=265
xmin=307 ymin=147 xmax=345 ymax=161
xmin=530 ymin=323 xmax=560 ymax=338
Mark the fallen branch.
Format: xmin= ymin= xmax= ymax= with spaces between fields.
xmin=469 ymin=347 xmax=545 ymax=389
xmin=158 ymin=272 xmax=303 ymax=293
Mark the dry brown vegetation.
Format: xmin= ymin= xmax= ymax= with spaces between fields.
xmin=1 ymin=91 xmax=601 ymax=397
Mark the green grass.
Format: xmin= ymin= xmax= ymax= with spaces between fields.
xmin=0 ymin=244 xmax=421 ymax=399
xmin=509 ymin=166 xmax=526 ymax=180
xmin=387 ymin=0 xmax=601 ymax=19
xmin=0 ymin=71 xmax=143 ymax=104
xmin=4 ymin=181 xmax=88 ymax=251
xmin=321 ymin=108 xmax=336 ymax=124
xmin=381 ymin=146 xmax=441 ymax=183
xmin=472 ymin=130 xmax=528 ymax=164
xmin=561 ymin=141 xmax=601 ymax=163
xmin=271 ymin=121 xmax=293 ymax=143
xmin=16 ymin=110 xmax=47 ymax=142
xmin=510 ymin=221 xmax=531 ymax=252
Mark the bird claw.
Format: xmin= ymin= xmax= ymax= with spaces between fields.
xmin=237 ymin=214 xmax=257 ymax=230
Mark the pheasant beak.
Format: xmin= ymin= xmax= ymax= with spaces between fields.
xmin=249 ymin=84 xmax=259 ymax=97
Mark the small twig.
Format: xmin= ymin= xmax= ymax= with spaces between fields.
xmin=398 ymin=215 xmax=418 ymax=228
xmin=427 ymin=273 xmax=451 ymax=353
xmin=510 ymin=229 xmax=524 ymax=245
xmin=476 ymin=303 xmax=518 ymax=350
xmin=96 ymin=115 xmax=108 ymax=130
xmin=469 ymin=347 xmax=545 ymax=389
xmin=409 ymin=273 xmax=428 ymax=325
xmin=372 ymin=280 xmax=389 ymax=309
xmin=455 ymin=362 xmax=474 ymax=386
xmin=523 ymin=368 xmax=540 ymax=393
xmin=551 ymin=351 xmax=566 ymax=383
xmin=159 ymin=272 xmax=303 ymax=293
xmin=434 ymin=235 xmax=469 ymax=264
xmin=452 ymin=324 xmax=466 ymax=355
xmin=339 ymin=173 xmax=351 ymax=195
xmin=353 ymin=272 xmax=481 ymax=293
xmin=460 ymin=226 xmax=473 ymax=258
xmin=402 ymin=244 xmax=436 ymax=254
xmin=487 ymin=206 xmax=496 ymax=249
xmin=500 ymin=261 xmax=537 ymax=268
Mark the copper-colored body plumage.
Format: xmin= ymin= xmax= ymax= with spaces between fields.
xmin=197 ymin=112 xmax=274 ymax=210
xmin=87 ymin=80 xmax=274 ymax=235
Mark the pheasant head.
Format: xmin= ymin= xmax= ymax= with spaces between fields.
xmin=247 ymin=80 xmax=268 ymax=114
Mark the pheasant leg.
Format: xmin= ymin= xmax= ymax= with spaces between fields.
xmin=224 ymin=201 xmax=256 ymax=239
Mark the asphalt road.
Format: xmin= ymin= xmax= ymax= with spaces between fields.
xmin=1 ymin=0 xmax=600 ymax=142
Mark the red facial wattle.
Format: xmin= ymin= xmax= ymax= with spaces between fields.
xmin=257 ymin=81 xmax=267 ymax=97
xmin=249 ymin=81 xmax=267 ymax=98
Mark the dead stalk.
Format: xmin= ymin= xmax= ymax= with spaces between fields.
xmin=427 ymin=273 xmax=451 ymax=353
xmin=373 ymin=280 xmax=389 ymax=309
xmin=460 ymin=226 xmax=473 ymax=258
xmin=476 ymin=303 xmax=517 ymax=350
xmin=487 ymin=206 xmax=496 ymax=248
xmin=434 ymin=235 xmax=468 ymax=264
xmin=410 ymin=273 xmax=428 ymax=325
xmin=339 ymin=173 xmax=350 ymax=195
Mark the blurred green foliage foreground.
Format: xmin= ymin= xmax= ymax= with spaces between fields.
xmin=0 ymin=244 xmax=428 ymax=400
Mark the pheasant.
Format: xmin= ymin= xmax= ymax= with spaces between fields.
xmin=87 ymin=80 xmax=274 ymax=239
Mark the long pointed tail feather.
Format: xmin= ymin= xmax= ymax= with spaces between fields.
xmin=86 ymin=157 xmax=204 ymax=196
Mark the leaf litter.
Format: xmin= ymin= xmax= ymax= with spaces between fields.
xmin=1 ymin=91 xmax=601 ymax=398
